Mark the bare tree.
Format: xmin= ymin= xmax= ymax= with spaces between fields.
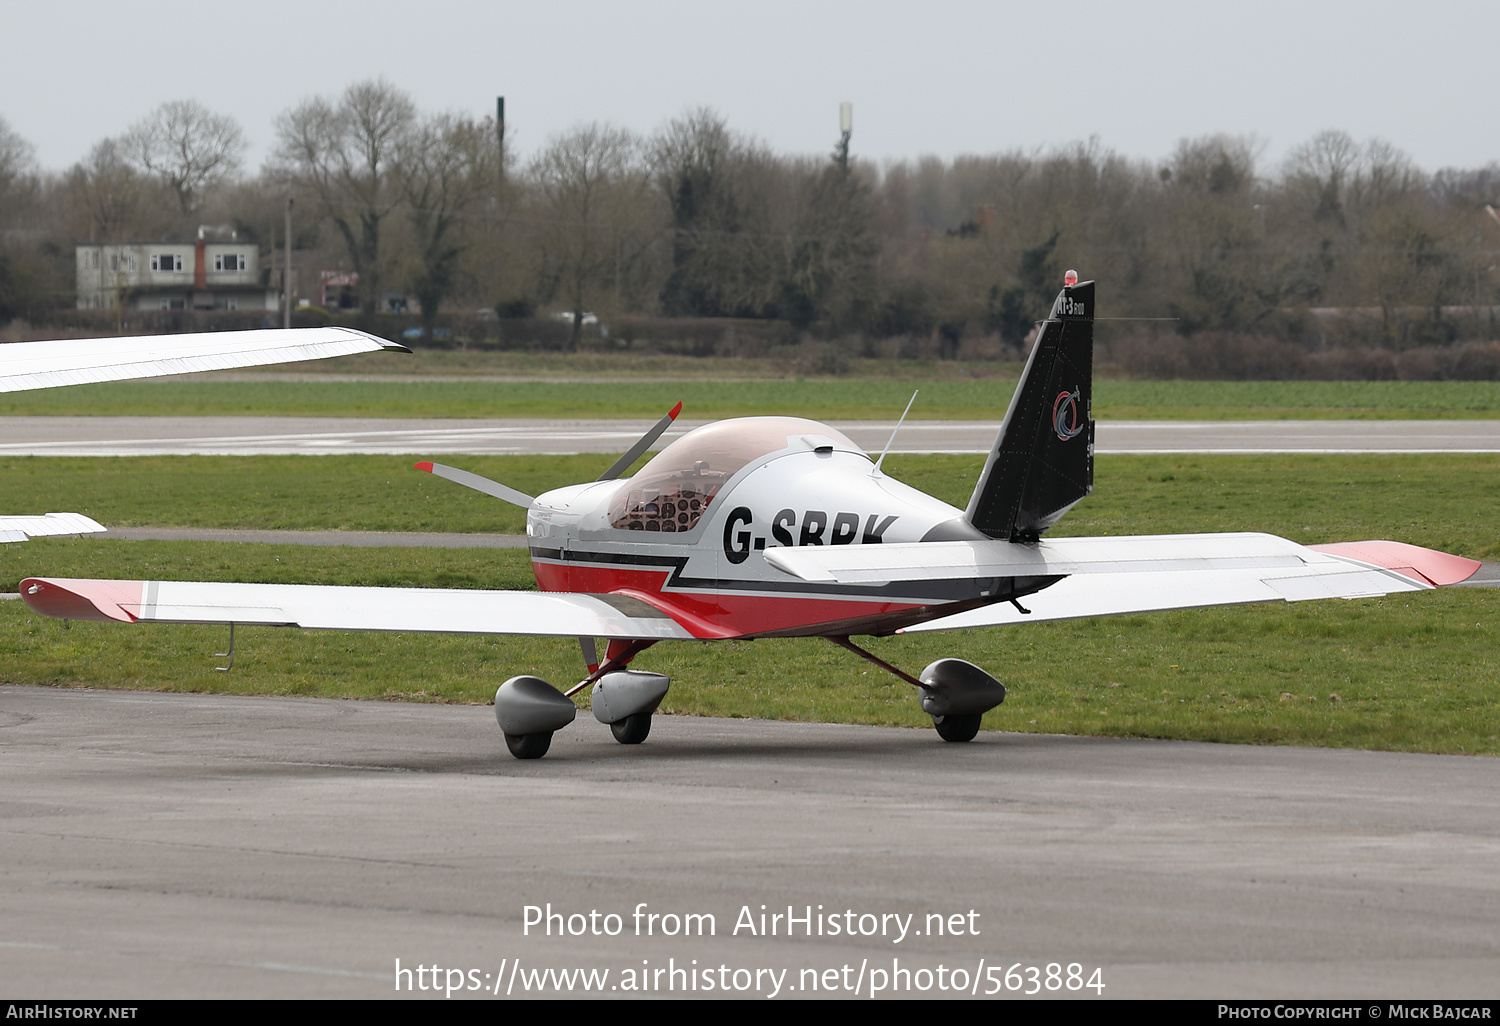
xmin=274 ymin=79 xmax=416 ymax=314
xmin=398 ymin=112 xmax=501 ymax=337
xmin=124 ymin=100 xmax=245 ymax=214
xmin=1284 ymin=129 xmax=1363 ymax=225
xmin=779 ymin=148 xmax=877 ymax=330
xmin=652 ymin=108 xmax=784 ymax=318
xmin=0 ymin=116 xmax=38 ymax=221
xmin=64 ymin=137 xmax=157 ymax=242
xmin=528 ymin=123 xmax=651 ymax=349
xmin=0 ymin=117 xmax=42 ymax=320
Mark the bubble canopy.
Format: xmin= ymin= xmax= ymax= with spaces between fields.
xmin=608 ymin=417 xmax=862 ymax=533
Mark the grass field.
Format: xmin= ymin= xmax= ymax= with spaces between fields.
xmin=3 ymin=451 xmax=1496 ymax=754
xmin=7 ymin=376 xmax=1500 ymax=420
xmin=3 ymin=452 xmax=1497 ymax=555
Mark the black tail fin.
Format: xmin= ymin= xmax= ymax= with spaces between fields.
xmin=963 ymin=279 xmax=1094 ymax=541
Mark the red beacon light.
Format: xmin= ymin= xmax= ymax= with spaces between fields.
xmin=1064 ymin=269 xmax=1078 ymax=287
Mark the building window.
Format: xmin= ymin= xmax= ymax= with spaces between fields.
xmin=214 ymin=253 xmax=244 ymax=272
xmin=151 ymin=253 xmax=182 ymax=272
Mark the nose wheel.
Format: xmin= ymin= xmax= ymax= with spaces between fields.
xmin=932 ymin=713 xmax=982 ymax=743
xmin=504 ymin=731 xmax=554 ymax=759
xmin=609 ymin=712 xmax=653 ymax=745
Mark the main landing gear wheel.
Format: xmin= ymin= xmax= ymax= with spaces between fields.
xmin=504 ymin=731 xmax=553 ymax=759
xmin=932 ymin=713 xmax=982 ymax=743
xmin=609 ymin=712 xmax=652 ymax=745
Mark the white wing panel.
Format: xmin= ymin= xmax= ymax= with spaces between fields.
xmin=0 ymin=512 xmax=106 ymax=543
xmin=900 ymin=562 xmax=1425 ymax=633
xmin=19 ymin=577 xmax=696 ymax=641
xmin=0 ymin=327 xmax=406 ymax=393
xmin=764 ymin=532 xmax=1326 ymax=585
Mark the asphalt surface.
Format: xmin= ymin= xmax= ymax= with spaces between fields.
xmin=5 ymin=416 xmax=1500 ymax=455
xmin=1 ymin=685 xmax=1496 ymax=1000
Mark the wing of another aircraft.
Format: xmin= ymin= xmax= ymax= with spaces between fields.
xmin=1 ymin=325 xmax=407 ymax=539
xmin=0 ymin=513 xmax=106 ymax=545
xmin=0 ymin=326 xmax=408 ymax=393
xmin=17 ymin=578 xmax=697 ymax=641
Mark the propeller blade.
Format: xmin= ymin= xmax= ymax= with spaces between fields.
xmin=415 ymin=462 xmax=535 ymax=508
xmin=597 ymin=401 xmax=682 ymax=481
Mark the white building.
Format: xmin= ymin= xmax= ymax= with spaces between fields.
xmin=76 ymin=238 xmax=277 ymax=312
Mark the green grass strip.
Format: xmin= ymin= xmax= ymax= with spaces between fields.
xmin=4 ymin=452 xmax=1497 ymax=557
xmin=7 ymin=378 xmax=1500 ymax=419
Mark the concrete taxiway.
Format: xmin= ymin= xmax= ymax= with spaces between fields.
xmin=3 ymin=416 xmax=1500 ymax=456
xmin=1 ymin=685 xmax=1496 ymax=999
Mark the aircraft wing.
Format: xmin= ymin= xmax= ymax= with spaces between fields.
xmin=17 ymin=577 xmax=700 ymax=640
xmin=762 ymin=533 xmax=1482 ymax=632
xmin=898 ymin=563 xmax=1419 ymax=632
xmin=17 ymin=578 xmax=698 ymax=641
xmin=0 ymin=326 xmax=408 ymax=392
xmin=0 ymin=513 xmax=106 ymax=545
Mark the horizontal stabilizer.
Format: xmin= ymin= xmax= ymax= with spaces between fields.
xmin=0 ymin=512 xmax=106 ymax=544
xmin=19 ymin=577 xmax=697 ymax=641
xmin=416 ymin=462 xmax=535 ymax=507
xmin=1 ymin=326 xmax=408 ymax=393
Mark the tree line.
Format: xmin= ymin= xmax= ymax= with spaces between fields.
xmin=3 ymin=79 xmax=1500 ymax=375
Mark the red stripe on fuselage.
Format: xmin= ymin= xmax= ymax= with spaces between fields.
xmin=531 ymin=559 xmax=927 ymax=639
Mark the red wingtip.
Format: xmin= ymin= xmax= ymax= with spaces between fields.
xmin=415 ymin=462 xmax=434 ymax=473
xmin=1308 ymin=540 xmax=1482 ymax=587
xmin=668 ymin=401 xmax=682 ymax=420
xmin=20 ymin=578 xmax=141 ymax=623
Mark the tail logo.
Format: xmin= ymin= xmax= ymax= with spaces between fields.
xmin=1053 ymin=388 xmax=1084 ymax=441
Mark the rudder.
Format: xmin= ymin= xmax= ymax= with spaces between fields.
xmin=963 ymin=278 xmax=1095 ymax=541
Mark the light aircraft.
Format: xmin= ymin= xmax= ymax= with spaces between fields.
xmin=17 ymin=276 xmax=1487 ymax=758
xmin=1 ymin=326 xmax=407 ymax=543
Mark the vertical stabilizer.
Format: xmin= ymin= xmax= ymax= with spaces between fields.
xmin=963 ymin=278 xmax=1095 ymax=541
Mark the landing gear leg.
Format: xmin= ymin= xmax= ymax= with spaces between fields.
xmin=827 ymin=638 xmax=1005 ymax=745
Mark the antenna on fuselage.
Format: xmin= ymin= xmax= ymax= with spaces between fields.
xmin=873 ymin=390 xmax=918 ymax=475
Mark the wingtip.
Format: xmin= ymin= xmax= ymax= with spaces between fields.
xmin=336 ymin=327 xmax=412 ymax=354
xmin=1308 ymin=540 xmax=1482 ymax=587
xmin=19 ymin=577 xmax=140 ymax=623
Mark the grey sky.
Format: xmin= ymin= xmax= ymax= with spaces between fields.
xmin=4 ymin=0 xmax=1495 ymax=176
